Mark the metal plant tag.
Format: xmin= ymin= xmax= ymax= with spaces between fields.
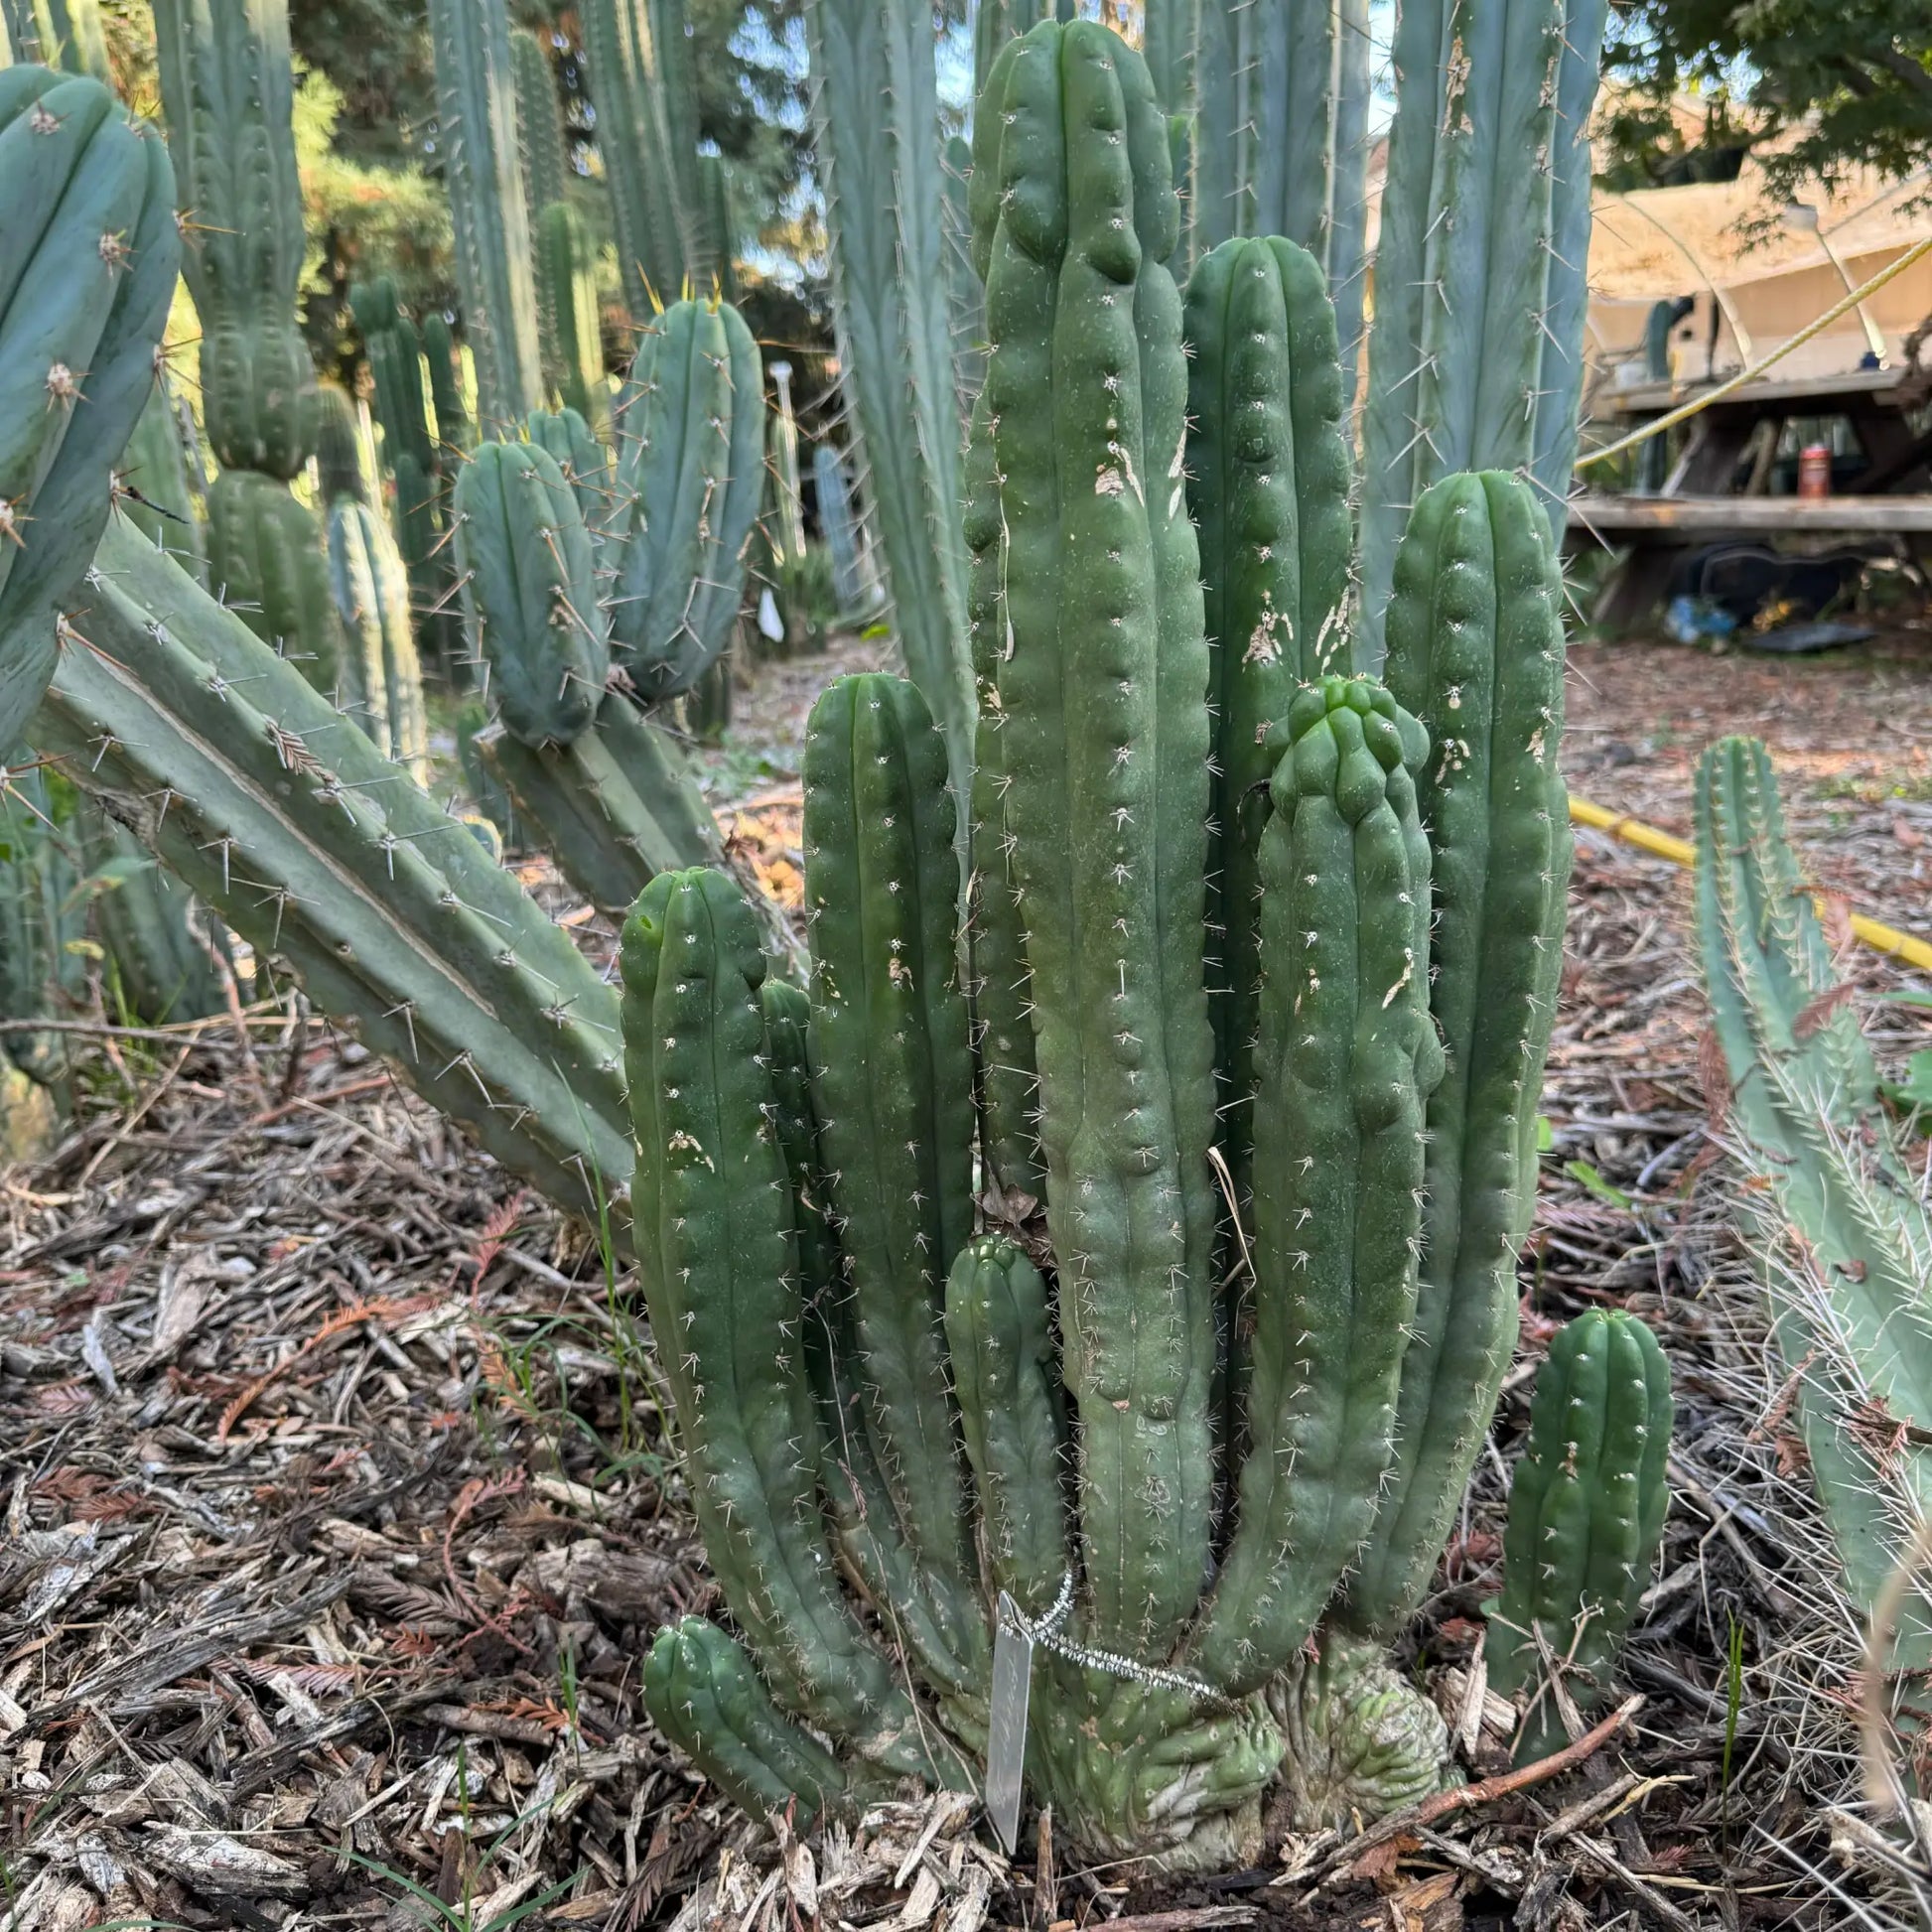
xmin=985 ymin=1590 xmax=1032 ymax=1856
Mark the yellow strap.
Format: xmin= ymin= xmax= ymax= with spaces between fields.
xmin=1568 ymin=795 xmax=1932 ymax=973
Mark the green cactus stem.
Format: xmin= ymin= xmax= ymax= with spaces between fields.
xmin=524 ymin=404 xmax=613 ymax=532
xmin=473 ymin=695 xmax=720 ymax=921
xmin=1695 ymin=736 xmax=1932 ymax=1680
xmin=38 ymin=519 xmax=634 ymax=1218
xmin=119 ymin=367 xmax=207 ymax=586
xmin=801 ymin=673 xmax=979 ymax=1608
xmin=1485 ymin=1311 xmax=1672 ymax=1759
xmin=971 ymin=20 xmax=1219 ymax=1655
xmin=807 ymin=0 xmax=975 ymax=797
xmin=0 ymin=757 xmax=85 ymax=1094
xmin=1340 ymin=471 xmax=1571 ymax=1644
xmin=205 ymin=469 xmax=344 ymax=697
xmin=0 ymin=65 xmax=180 ymax=751
xmin=77 ymin=797 xmax=227 ymax=1026
xmin=536 ymin=203 xmax=611 ymax=443
xmin=511 ymin=28 xmax=571 ymax=244
xmin=454 ymin=438 xmax=609 ymax=746
xmin=620 ymin=866 xmax=970 ymax=1785
xmin=607 ymin=296 xmax=763 ymax=700
xmin=425 ymin=0 xmax=542 ymax=429
xmin=153 ymin=0 xmax=317 ymax=480
xmin=767 ymin=360 xmax=805 ymax=561
xmin=812 ymin=442 xmax=879 ymax=618
xmin=1193 ymin=675 xmax=1442 ymax=1695
xmin=1183 ymin=234 xmax=1353 ymax=1216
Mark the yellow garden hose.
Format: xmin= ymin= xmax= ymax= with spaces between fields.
xmin=1569 ymin=796 xmax=1932 ymax=973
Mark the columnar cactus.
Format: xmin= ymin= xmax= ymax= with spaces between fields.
xmin=767 ymin=360 xmax=805 ymax=562
xmin=536 ymin=203 xmax=611 ymax=443
xmin=524 ymin=404 xmax=613 ymax=533
xmin=0 ymin=64 xmax=179 ymax=751
xmin=805 ymin=0 xmax=975 ymax=793
xmin=424 ymin=0 xmax=542 ymax=429
xmin=1486 ymin=1311 xmax=1672 ymax=1759
xmin=622 ymin=19 xmax=1580 ymax=1863
xmin=205 ymin=470 xmax=344 ymax=692
xmin=511 ymin=27 xmax=570 ymax=238
xmin=121 ymin=372 xmax=207 ymax=585
xmin=812 ymin=441 xmax=879 ymax=618
xmin=0 ymin=759 xmax=85 ymax=1094
xmin=37 ymin=518 xmax=633 ymax=1218
xmin=607 ymin=296 xmax=763 ymax=700
xmin=10 ymin=0 xmax=109 ymax=79
xmin=1695 ymin=738 xmax=1932 ymax=1680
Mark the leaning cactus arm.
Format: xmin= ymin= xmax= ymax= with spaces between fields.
xmin=621 ymin=868 xmax=966 ymax=1784
xmin=152 ymin=0 xmax=317 ymax=480
xmin=1485 ymin=1311 xmax=1672 ymax=1756
xmin=424 ymin=0 xmax=542 ymax=429
xmin=944 ymin=1234 xmax=1070 ymax=1615
xmin=1340 ymin=471 xmax=1571 ymax=1642
xmin=802 ymin=673 xmax=979 ymax=1600
xmin=1184 ymin=234 xmax=1353 ymax=1213
xmin=961 ymin=392 xmax=1042 ymax=1208
xmin=643 ymin=1617 xmax=867 ymax=1824
xmin=0 ymin=66 xmax=179 ymax=750
xmin=763 ymin=976 xmax=986 ymax=1721
xmin=806 ymin=0 xmax=975 ymax=793
xmin=474 ymin=695 xmax=721 ymax=922
xmin=38 ymin=520 xmax=633 ymax=1217
xmin=1194 ymin=676 xmax=1442 ymax=1697
xmin=973 ymin=21 xmax=1219 ymax=1655
xmin=608 ymin=297 xmax=763 ymax=700
xmin=1694 ymin=739 xmax=1932 ymax=1654
xmin=454 ymin=439 xmax=610 ymax=746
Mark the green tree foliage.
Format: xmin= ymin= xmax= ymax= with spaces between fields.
xmin=1603 ymin=0 xmax=1932 ymax=204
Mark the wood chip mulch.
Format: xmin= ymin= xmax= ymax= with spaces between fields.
xmin=2 ymin=624 xmax=1930 ymax=1931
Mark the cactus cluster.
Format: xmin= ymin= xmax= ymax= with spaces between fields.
xmin=626 ymin=20 xmax=1588 ymax=1862
xmin=1695 ymin=740 xmax=1932 ymax=1683
xmin=1486 ymin=1311 xmax=1672 ymax=1760
xmin=0 ymin=64 xmax=180 ymax=751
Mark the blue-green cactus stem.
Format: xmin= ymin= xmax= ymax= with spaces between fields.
xmin=944 ymin=1234 xmax=1069 ymax=1615
xmin=152 ymin=0 xmax=317 ymax=480
xmin=537 ymin=202 xmax=611 ymax=444
xmin=524 ymin=404 xmax=614 ymax=533
xmin=511 ymin=28 xmax=571 ymax=244
xmin=424 ymin=0 xmax=542 ymax=428
xmin=1193 ymin=676 xmax=1442 ymax=1696
xmin=77 ymin=797 xmax=227 ymax=1026
xmin=0 ymin=66 xmax=180 ymax=751
xmin=802 ymin=673 xmax=978 ymax=1595
xmin=578 ymin=0 xmax=684 ymax=311
xmin=1183 ymin=234 xmax=1353 ymax=1216
xmin=1342 ymin=472 xmax=1569 ymax=1642
xmin=961 ymin=389 xmax=1042 ymax=1210
xmin=643 ymin=1616 xmax=867 ymax=1823
xmin=205 ymin=470 xmax=344 ymax=696
xmin=813 ymin=441 xmax=879 ymax=619
xmin=454 ymin=438 xmax=609 ymax=746
xmin=971 ymin=21 xmax=1219 ymax=1654
xmin=1485 ymin=1311 xmax=1672 ymax=1759
xmin=607 ymin=296 xmax=763 ymax=699
xmin=120 ymin=369 xmax=207 ymax=585
xmin=620 ymin=867 xmax=965 ymax=1782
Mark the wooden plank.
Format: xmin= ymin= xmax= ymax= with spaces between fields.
xmin=1567 ymin=493 xmax=1932 ymax=535
xmin=1604 ymin=365 xmax=1908 ymax=416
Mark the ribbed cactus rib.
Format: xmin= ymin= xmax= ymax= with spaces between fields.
xmin=806 ymin=0 xmax=975 ymax=798
xmin=474 ymin=697 xmax=721 ymax=921
xmin=425 ymin=0 xmax=542 ymax=429
xmin=971 ymin=20 xmax=1219 ymax=1656
xmin=1695 ymin=738 xmax=1932 ymax=1676
xmin=1193 ymin=675 xmax=1442 ymax=1695
xmin=0 ymin=65 xmax=179 ymax=750
xmin=608 ymin=297 xmax=763 ymax=699
xmin=802 ymin=674 xmax=978 ymax=1593
xmin=152 ymin=0 xmax=316 ymax=479
xmin=1341 ymin=471 xmax=1571 ymax=1640
xmin=454 ymin=439 xmax=609 ymax=747
xmin=620 ymin=868 xmax=966 ymax=1784
xmin=960 ymin=390 xmax=1042 ymax=1207
xmin=1184 ymin=235 xmax=1353 ymax=1215
xmin=39 ymin=521 xmax=633 ymax=1219
xmin=1485 ymin=1311 xmax=1671 ymax=1758
xmin=642 ymin=1616 xmax=861 ymax=1825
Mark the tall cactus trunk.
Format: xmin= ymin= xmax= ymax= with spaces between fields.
xmin=806 ymin=0 xmax=975 ymax=813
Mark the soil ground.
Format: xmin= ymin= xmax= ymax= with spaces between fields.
xmin=3 ymin=618 xmax=1930 ymax=1932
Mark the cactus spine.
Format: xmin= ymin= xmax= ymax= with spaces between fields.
xmin=425 ymin=0 xmax=542 ymax=429
xmin=806 ymin=0 xmax=975 ymax=792
xmin=607 ymin=296 xmax=763 ymax=699
xmin=1485 ymin=1311 xmax=1672 ymax=1758
xmin=1340 ymin=470 xmax=1572 ymax=1642
xmin=0 ymin=65 xmax=180 ymax=751
xmin=1695 ymin=738 xmax=1932 ymax=1679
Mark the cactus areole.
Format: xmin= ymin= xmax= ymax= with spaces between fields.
xmin=619 ymin=18 xmax=1577 ymax=1863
